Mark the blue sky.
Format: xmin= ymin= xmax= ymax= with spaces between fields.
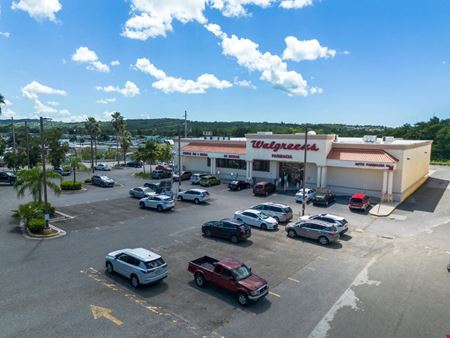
xmin=0 ymin=0 xmax=449 ymax=126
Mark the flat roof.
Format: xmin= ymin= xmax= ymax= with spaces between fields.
xmin=182 ymin=141 xmax=246 ymax=154
xmin=327 ymin=148 xmax=399 ymax=163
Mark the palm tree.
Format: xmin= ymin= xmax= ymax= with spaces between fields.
xmin=133 ymin=147 xmax=147 ymax=173
xmin=0 ymin=93 xmax=5 ymax=115
xmin=142 ymin=141 xmax=160 ymax=173
xmin=111 ymin=112 xmax=125 ymax=167
xmin=15 ymin=167 xmax=62 ymax=203
xmin=69 ymin=156 xmax=82 ymax=183
xmin=85 ymin=117 xmax=100 ymax=172
xmin=120 ymin=130 xmax=132 ymax=164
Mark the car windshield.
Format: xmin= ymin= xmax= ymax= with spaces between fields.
xmin=282 ymin=207 xmax=292 ymax=213
xmin=259 ymin=213 xmax=269 ymax=219
xmin=351 ymin=198 xmax=363 ymax=203
xmin=316 ymin=194 xmax=326 ymax=199
xmin=100 ymin=176 xmax=109 ymax=180
xmin=144 ymin=258 xmax=165 ymax=269
xmin=232 ymin=265 xmax=252 ymax=281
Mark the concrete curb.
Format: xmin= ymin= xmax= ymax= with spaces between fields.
xmin=369 ymin=203 xmax=398 ymax=217
xmin=19 ymin=218 xmax=67 ymax=240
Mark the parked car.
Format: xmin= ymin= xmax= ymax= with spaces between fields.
xmin=312 ymin=191 xmax=335 ymax=206
xmin=53 ymin=167 xmax=71 ymax=176
xmin=155 ymin=164 xmax=173 ymax=173
xmin=250 ymin=202 xmax=293 ymax=223
xmin=228 ymin=180 xmax=251 ymax=191
xmin=129 ymin=187 xmax=155 ymax=199
xmin=202 ymin=218 xmax=251 ymax=243
xmin=0 ymin=171 xmax=17 ymax=185
xmin=95 ymin=163 xmax=111 ymax=171
xmin=105 ymin=248 xmax=167 ymax=288
xmin=92 ymin=175 xmax=114 ymax=187
xmin=188 ymin=256 xmax=268 ymax=306
xmin=199 ymin=175 xmax=221 ymax=187
xmin=298 ymin=214 xmax=348 ymax=235
xmin=172 ymin=171 xmax=192 ymax=182
xmin=177 ymin=188 xmax=210 ymax=204
xmin=144 ymin=181 xmax=173 ymax=195
xmin=126 ymin=161 xmax=143 ymax=168
xmin=191 ymin=173 xmax=208 ymax=185
xmin=253 ymin=182 xmax=276 ymax=196
xmin=285 ymin=220 xmax=340 ymax=245
xmin=234 ymin=209 xmax=278 ymax=230
xmin=295 ymin=188 xmax=316 ymax=203
xmin=348 ymin=193 xmax=370 ymax=211
xmin=139 ymin=194 xmax=175 ymax=211
xmin=151 ymin=170 xmax=172 ymax=179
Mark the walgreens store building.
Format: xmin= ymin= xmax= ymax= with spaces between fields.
xmin=178 ymin=133 xmax=432 ymax=202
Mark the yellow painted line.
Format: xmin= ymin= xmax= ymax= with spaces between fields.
xmin=90 ymin=305 xmax=123 ymax=326
xmin=288 ymin=277 xmax=300 ymax=283
xmin=269 ymin=291 xmax=281 ymax=298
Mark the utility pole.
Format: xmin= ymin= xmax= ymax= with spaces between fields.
xmin=25 ymin=120 xmax=31 ymax=168
xmin=11 ymin=117 xmax=16 ymax=172
xmin=301 ymin=125 xmax=308 ymax=217
xmin=184 ymin=110 xmax=187 ymax=138
xmin=178 ymin=125 xmax=182 ymax=193
xmin=40 ymin=117 xmax=49 ymax=228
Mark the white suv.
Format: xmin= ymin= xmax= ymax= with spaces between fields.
xmin=250 ymin=202 xmax=293 ymax=223
xmin=139 ymin=194 xmax=175 ymax=211
xmin=295 ymin=188 xmax=316 ymax=203
xmin=298 ymin=213 xmax=348 ymax=235
xmin=105 ymin=248 xmax=168 ymax=288
xmin=177 ymin=189 xmax=210 ymax=204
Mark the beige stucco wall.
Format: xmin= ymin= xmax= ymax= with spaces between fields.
xmin=399 ymin=144 xmax=431 ymax=193
xmin=182 ymin=156 xmax=209 ymax=173
xmin=327 ymin=166 xmax=383 ymax=197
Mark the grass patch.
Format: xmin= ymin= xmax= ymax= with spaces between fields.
xmin=431 ymin=160 xmax=450 ymax=166
xmin=61 ymin=181 xmax=82 ymax=190
xmin=134 ymin=172 xmax=149 ymax=179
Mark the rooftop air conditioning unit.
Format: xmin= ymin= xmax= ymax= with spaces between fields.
xmin=363 ymin=135 xmax=377 ymax=143
xmin=383 ymin=136 xmax=395 ymax=143
xmin=257 ymin=131 xmax=273 ymax=135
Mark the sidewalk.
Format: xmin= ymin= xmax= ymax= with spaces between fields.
xmin=369 ymin=202 xmax=399 ymax=217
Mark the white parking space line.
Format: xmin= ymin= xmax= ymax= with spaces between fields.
xmin=318 ymin=256 xmax=328 ymax=261
xmin=306 ymin=267 xmax=316 ymax=271
xmin=269 ymin=291 xmax=281 ymax=298
xmin=288 ymin=277 xmax=300 ymax=283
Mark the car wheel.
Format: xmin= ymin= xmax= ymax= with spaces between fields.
xmin=130 ymin=274 xmax=140 ymax=288
xmin=179 ymin=196 xmax=184 ymax=201
xmin=237 ymin=186 xmax=241 ymax=191
xmin=194 ymin=198 xmax=200 ymax=204
xmin=237 ymin=292 xmax=249 ymax=306
xmin=194 ymin=273 xmax=206 ymax=288
xmin=325 ymin=201 xmax=329 ymax=206
xmin=273 ymin=216 xmax=279 ymax=223
xmin=265 ymin=192 xmax=269 ymax=196
xmin=288 ymin=229 xmax=296 ymax=238
xmin=261 ymin=223 xmax=267 ymax=230
xmin=204 ymin=229 xmax=212 ymax=237
xmin=318 ymin=236 xmax=329 ymax=245
xmin=157 ymin=205 xmax=163 ymax=212
xmin=230 ymin=235 xmax=239 ymax=244
xmin=139 ymin=202 xmax=145 ymax=209
xmin=106 ymin=262 xmax=113 ymax=274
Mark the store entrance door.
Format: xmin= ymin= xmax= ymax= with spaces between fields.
xmin=279 ymin=162 xmax=304 ymax=190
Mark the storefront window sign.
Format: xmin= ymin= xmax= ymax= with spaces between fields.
xmin=250 ymin=140 xmax=319 ymax=152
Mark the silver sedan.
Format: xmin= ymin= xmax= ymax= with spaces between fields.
xmin=129 ymin=187 xmax=155 ymax=199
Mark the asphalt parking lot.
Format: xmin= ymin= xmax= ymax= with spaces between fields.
xmin=0 ymin=166 xmax=449 ymax=338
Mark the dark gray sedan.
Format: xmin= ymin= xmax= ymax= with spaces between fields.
xmin=92 ymin=175 xmax=114 ymax=187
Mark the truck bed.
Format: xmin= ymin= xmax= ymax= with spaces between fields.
xmin=188 ymin=256 xmax=218 ymax=272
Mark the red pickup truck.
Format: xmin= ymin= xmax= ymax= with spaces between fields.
xmin=188 ymin=256 xmax=268 ymax=306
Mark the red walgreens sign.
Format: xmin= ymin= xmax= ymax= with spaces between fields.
xmin=250 ymin=140 xmax=319 ymax=152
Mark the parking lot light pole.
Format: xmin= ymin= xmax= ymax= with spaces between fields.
xmin=40 ymin=117 xmax=49 ymax=228
xmin=301 ymin=126 xmax=308 ymax=217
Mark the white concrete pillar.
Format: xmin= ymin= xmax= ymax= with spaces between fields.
xmin=387 ymin=171 xmax=394 ymax=197
xmin=382 ymin=171 xmax=388 ymax=195
xmin=316 ymin=166 xmax=322 ymax=188
xmin=246 ymin=160 xmax=253 ymax=180
xmin=321 ymin=166 xmax=327 ymax=188
xmin=210 ymin=158 xmax=216 ymax=175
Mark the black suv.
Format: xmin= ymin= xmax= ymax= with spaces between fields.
xmin=228 ymin=180 xmax=251 ymax=191
xmin=312 ymin=192 xmax=336 ymax=206
xmin=202 ymin=218 xmax=251 ymax=243
xmin=126 ymin=161 xmax=143 ymax=168
xmin=0 ymin=171 xmax=16 ymax=185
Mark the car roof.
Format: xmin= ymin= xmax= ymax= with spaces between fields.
xmin=220 ymin=218 xmax=243 ymax=225
xmin=259 ymin=202 xmax=289 ymax=208
xmin=299 ymin=219 xmax=333 ymax=227
xmin=318 ymin=213 xmax=345 ymax=220
xmin=219 ymin=257 xmax=244 ymax=270
xmin=188 ymin=188 xmax=207 ymax=192
xmin=351 ymin=193 xmax=367 ymax=199
xmin=242 ymin=209 xmax=260 ymax=214
xmin=256 ymin=181 xmax=271 ymax=185
xmin=126 ymin=248 xmax=161 ymax=262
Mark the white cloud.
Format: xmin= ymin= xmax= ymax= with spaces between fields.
xmin=234 ymin=78 xmax=256 ymax=89
xmin=96 ymin=98 xmax=117 ymax=104
xmin=46 ymin=101 xmax=60 ymax=107
xmin=110 ymin=60 xmax=120 ymax=66
xmin=310 ymin=86 xmax=322 ymax=94
xmin=215 ymin=30 xmax=312 ymax=96
xmin=204 ymin=23 xmax=226 ymax=39
xmin=279 ymin=0 xmax=313 ymax=9
xmin=342 ymin=50 xmax=350 ymax=55
xmin=96 ymin=81 xmax=140 ymax=97
xmin=21 ymin=81 xmax=68 ymax=115
xmin=135 ymin=57 xmax=232 ymax=94
xmin=282 ymin=36 xmax=336 ymax=62
xmin=122 ymin=0 xmax=207 ymax=40
xmin=72 ymin=46 xmax=110 ymax=73
xmin=209 ymin=0 xmax=274 ymax=17
xmin=0 ymin=32 xmax=10 ymax=38
xmin=11 ymin=0 xmax=62 ymax=22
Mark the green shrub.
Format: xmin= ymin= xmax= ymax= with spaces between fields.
xmin=61 ymin=181 xmax=82 ymax=190
xmin=13 ymin=201 xmax=55 ymax=221
xmin=134 ymin=172 xmax=149 ymax=179
xmin=27 ymin=218 xmax=45 ymax=233
xmin=84 ymin=178 xmax=92 ymax=184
